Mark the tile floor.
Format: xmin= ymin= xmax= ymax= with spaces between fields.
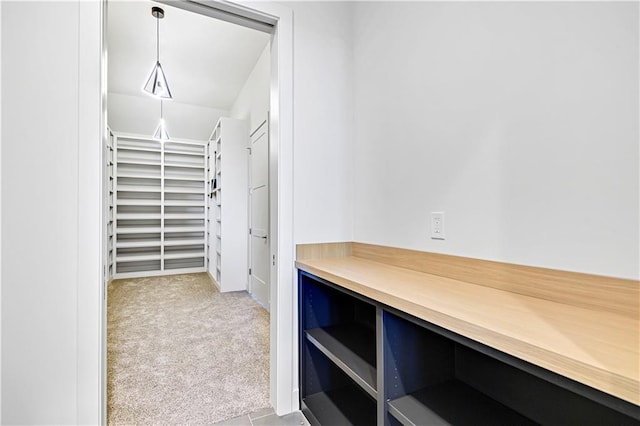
xmin=214 ymin=407 xmax=310 ymax=426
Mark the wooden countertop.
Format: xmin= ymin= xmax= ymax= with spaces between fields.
xmin=295 ymin=246 xmax=639 ymax=406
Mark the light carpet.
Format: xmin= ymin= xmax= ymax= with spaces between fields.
xmin=107 ymin=273 xmax=271 ymax=424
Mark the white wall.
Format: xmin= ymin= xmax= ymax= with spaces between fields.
xmin=108 ymin=92 xmax=227 ymax=140
xmin=353 ymin=2 xmax=639 ymax=280
xmin=289 ymin=2 xmax=355 ymax=244
xmin=1 ymin=1 xmax=102 ymax=423
xmin=0 ymin=1 xmax=3 ymax=420
xmin=231 ymin=43 xmax=270 ymax=133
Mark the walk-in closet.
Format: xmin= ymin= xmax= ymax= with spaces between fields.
xmin=104 ymin=1 xmax=273 ymax=422
xmin=107 ymin=121 xmax=253 ymax=286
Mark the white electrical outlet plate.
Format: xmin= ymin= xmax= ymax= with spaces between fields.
xmin=431 ymin=212 xmax=445 ymax=240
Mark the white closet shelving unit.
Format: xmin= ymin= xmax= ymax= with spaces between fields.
xmin=113 ymin=133 xmax=207 ymax=278
xmin=211 ymin=123 xmax=222 ymax=284
xmin=207 ymin=118 xmax=248 ymax=292
xmin=106 ymin=128 xmax=115 ymax=279
xmin=205 ymin=131 xmax=216 ymax=275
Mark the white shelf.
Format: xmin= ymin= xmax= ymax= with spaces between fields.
xmin=164 ymin=250 xmax=205 ymax=260
xmin=164 ymin=162 xmax=205 ymax=169
xmin=117 ymin=199 xmax=161 ymax=206
xmin=164 ymin=187 xmax=205 ymax=194
xmin=116 ymin=254 xmax=161 ymax=262
xmin=115 ymin=146 xmax=160 ymax=153
xmin=117 ymin=213 xmax=162 ymax=220
xmin=164 ymin=226 xmax=205 ymax=233
xmin=164 ymin=200 xmax=205 ymax=206
xmin=116 ymin=173 xmax=162 ymax=180
xmin=164 ymin=239 xmax=205 ymax=246
xmin=163 ymin=175 xmax=205 ymax=182
xmin=116 ymin=138 xmax=161 ymax=152
xmin=116 ymin=227 xmax=162 ymax=234
xmin=116 ymin=240 xmax=162 ymax=248
xmin=166 ymin=150 xmax=204 ymax=161
xmin=116 ymin=159 xmax=161 ymax=167
xmin=164 ymin=150 xmax=204 ymax=157
xmin=116 ymin=184 xmax=161 ymax=192
xmin=164 ymin=141 xmax=205 ymax=155
xmin=164 ymin=213 xmax=205 ymax=220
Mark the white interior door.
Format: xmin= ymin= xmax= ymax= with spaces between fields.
xmin=249 ymin=118 xmax=270 ymax=310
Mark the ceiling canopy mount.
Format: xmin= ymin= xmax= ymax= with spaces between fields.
xmin=151 ymin=6 xmax=165 ymax=20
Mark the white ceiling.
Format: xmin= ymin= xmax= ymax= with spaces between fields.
xmin=107 ymin=1 xmax=270 ymax=110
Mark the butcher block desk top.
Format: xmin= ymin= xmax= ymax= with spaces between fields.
xmin=295 ymin=242 xmax=639 ymax=406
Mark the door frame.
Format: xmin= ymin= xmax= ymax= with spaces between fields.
xmin=97 ymin=0 xmax=295 ymax=421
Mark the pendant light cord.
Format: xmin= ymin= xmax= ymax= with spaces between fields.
xmin=156 ymin=15 xmax=160 ymax=63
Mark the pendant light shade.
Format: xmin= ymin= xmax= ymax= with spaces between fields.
xmin=144 ymin=61 xmax=172 ymax=99
xmin=154 ymin=100 xmax=170 ymax=142
xmin=153 ymin=118 xmax=170 ymax=141
xmin=143 ymin=6 xmax=172 ymax=99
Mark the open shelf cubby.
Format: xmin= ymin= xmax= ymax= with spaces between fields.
xmin=383 ymin=312 xmax=535 ymax=426
xmin=164 ymin=141 xmax=204 ymax=155
xmin=116 ymin=137 xmax=161 ymax=152
xmin=165 ymin=152 xmax=205 ymax=168
xmin=117 ymin=148 xmax=161 ymax=165
xmin=383 ymin=311 xmax=638 ymax=426
xmin=302 ymin=342 xmax=377 ymax=426
xmin=116 ymin=259 xmax=161 ymax=274
xmin=165 ymin=257 xmax=204 ymax=270
xmin=299 ymin=272 xmax=378 ymax=425
xmin=305 ymin=324 xmax=377 ymax=397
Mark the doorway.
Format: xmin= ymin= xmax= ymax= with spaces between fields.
xmin=100 ymin=0 xmax=294 ymax=421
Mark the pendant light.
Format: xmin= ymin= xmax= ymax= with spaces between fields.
xmin=143 ymin=6 xmax=172 ymax=99
xmin=153 ymin=100 xmax=170 ymax=141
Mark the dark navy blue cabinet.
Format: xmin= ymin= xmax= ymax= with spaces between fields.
xmin=298 ymin=271 xmax=640 ymax=426
xmin=299 ymin=271 xmax=378 ymax=425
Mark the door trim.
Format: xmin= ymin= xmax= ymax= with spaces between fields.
xmin=99 ymin=0 xmax=295 ymax=418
